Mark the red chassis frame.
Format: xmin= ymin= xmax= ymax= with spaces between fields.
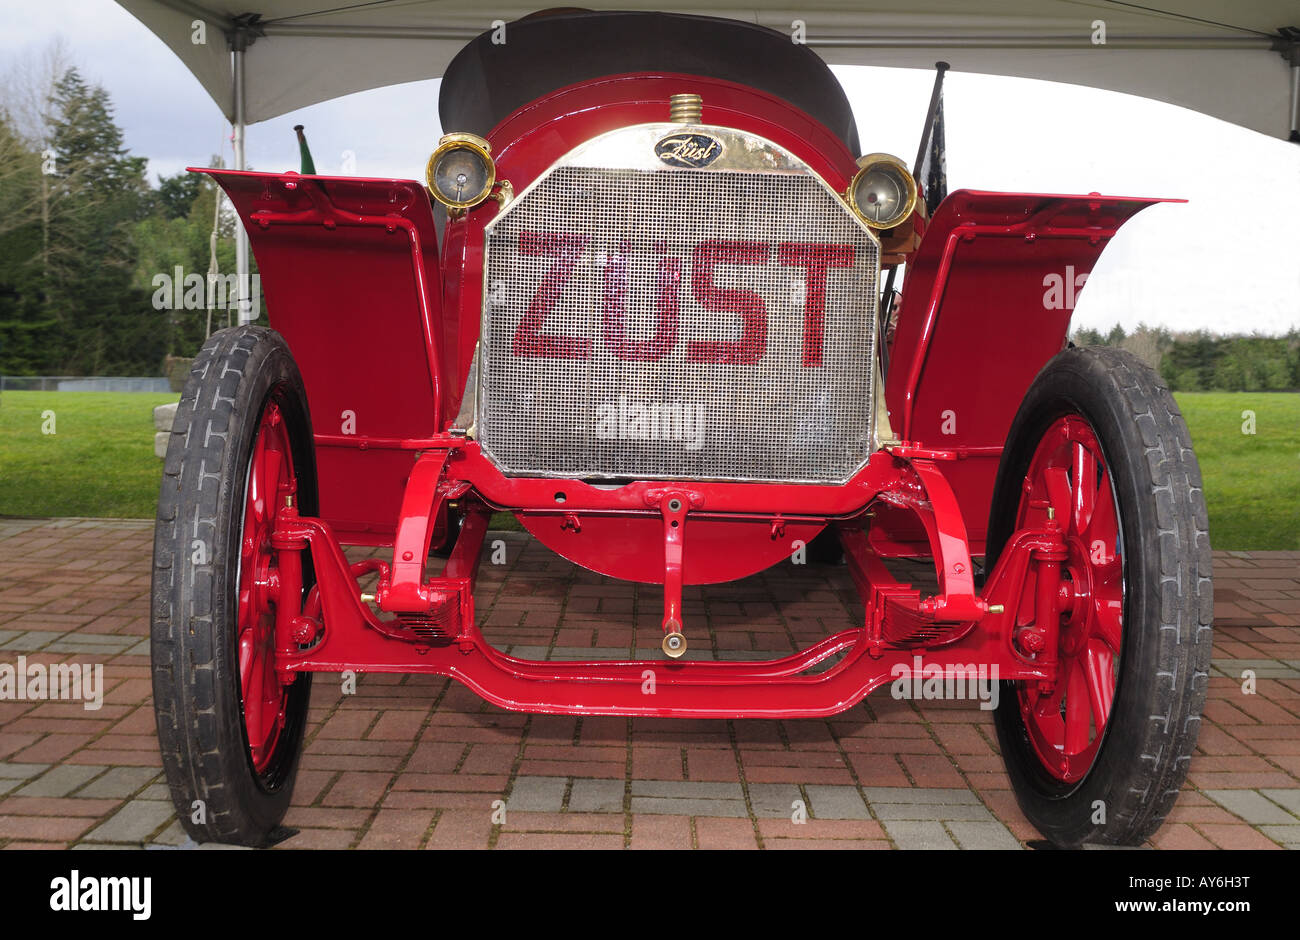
xmin=265 ymin=439 xmax=1074 ymax=718
xmin=203 ymin=72 xmax=1173 ymax=720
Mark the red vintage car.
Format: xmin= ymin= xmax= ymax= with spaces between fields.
xmin=151 ymin=11 xmax=1211 ymax=848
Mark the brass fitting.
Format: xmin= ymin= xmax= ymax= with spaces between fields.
xmin=662 ymin=631 xmax=687 ymax=658
xmin=669 ymin=93 xmax=702 ymax=124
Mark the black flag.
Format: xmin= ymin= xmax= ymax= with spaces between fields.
xmin=917 ymin=85 xmax=948 ymax=214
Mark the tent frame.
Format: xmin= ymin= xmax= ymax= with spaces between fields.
xmin=187 ymin=7 xmax=1298 ymax=306
xmin=227 ymin=13 xmax=264 ymax=324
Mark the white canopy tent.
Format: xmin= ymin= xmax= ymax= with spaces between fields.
xmin=114 ymin=1 xmax=1300 ymax=321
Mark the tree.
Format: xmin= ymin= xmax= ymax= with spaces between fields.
xmin=41 ymin=67 xmax=157 ymax=374
xmin=1160 ymin=332 xmax=1219 ymax=392
xmin=153 ymin=170 xmax=202 ymax=220
xmin=1071 ymin=326 xmax=1104 ymax=347
xmin=1212 ymin=348 xmax=1246 ymax=391
xmin=1119 ymin=323 xmax=1172 ymax=375
xmin=1 ymin=52 xmax=242 ymax=376
xmin=0 ymin=112 xmax=54 ymax=373
xmin=0 ymin=108 xmax=45 ymax=239
xmin=131 ymin=157 xmax=237 ymax=358
xmin=0 ymin=39 xmax=69 ymax=373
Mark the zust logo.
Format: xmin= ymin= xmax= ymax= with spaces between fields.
xmin=654 ymin=133 xmax=723 ymax=168
xmin=49 ymin=870 xmax=151 ymax=920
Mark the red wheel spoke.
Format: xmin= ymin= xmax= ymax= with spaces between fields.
xmin=1083 ymin=639 xmax=1115 ymax=726
xmin=1071 ymin=441 xmax=1096 ymax=536
xmin=1031 ymin=682 xmax=1065 ymax=741
xmin=1087 ymin=481 xmax=1117 ymax=541
xmin=240 ymin=534 xmax=257 ymax=571
xmin=247 ymin=433 xmax=269 ymax=526
xmin=238 ymin=629 xmax=256 ymax=701
xmin=241 ymin=467 xmax=262 ymax=564
xmin=1093 ymin=599 xmax=1123 ymax=654
xmin=260 ymin=447 xmax=284 ymax=514
xmin=1063 ymin=659 xmax=1091 ymax=755
xmin=243 ymin=640 xmax=268 ymax=750
xmin=1043 ymin=466 xmax=1073 ymax=529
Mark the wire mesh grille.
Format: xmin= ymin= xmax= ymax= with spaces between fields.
xmin=480 ymin=164 xmax=878 ymax=483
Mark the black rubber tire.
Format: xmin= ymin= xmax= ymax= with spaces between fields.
xmin=987 ymin=346 xmax=1212 ymax=847
xmin=151 ymin=326 xmax=316 ymax=846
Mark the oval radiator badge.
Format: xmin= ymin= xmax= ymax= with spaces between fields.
xmin=654 ymin=132 xmax=724 ymax=168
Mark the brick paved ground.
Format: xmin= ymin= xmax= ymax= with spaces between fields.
xmin=0 ymin=518 xmax=1297 ymax=850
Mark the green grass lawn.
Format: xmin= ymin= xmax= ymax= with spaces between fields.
xmin=1176 ymin=391 xmax=1300 ymax=551
xmin=1 ymin=389 xmax=1295 ymax=550
xmin=0 ymin=390 xmax=177 ymax=519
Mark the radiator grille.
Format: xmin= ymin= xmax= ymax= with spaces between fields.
xmin=479 ymin=152 xmax=879 ymax=483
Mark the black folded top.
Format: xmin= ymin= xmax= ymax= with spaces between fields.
xmin=438 ymin=9 xmax=861 ymax=155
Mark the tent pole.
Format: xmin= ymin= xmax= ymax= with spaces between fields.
xmin=1290 ymin=62 xmax=1299 ymax=142
xmin=232 ymin=42 xmax=251 ymax=324
xmin=1281 ymin=35 xmax=1300 ymax=143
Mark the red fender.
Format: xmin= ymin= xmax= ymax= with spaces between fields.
xmin=200 ymin=169 xmax=447 ymax=544
xmin=881 ymin=189 xmax=1179 ymax=551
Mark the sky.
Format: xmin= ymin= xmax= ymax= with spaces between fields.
xmin=2 ymin=1 xmax=1298 ymax=336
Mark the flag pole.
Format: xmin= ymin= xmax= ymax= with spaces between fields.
xmin=879 ymin=61 xmax=950 ymax=375
xmin=912 ymin=62 xmax=950 ymax=178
